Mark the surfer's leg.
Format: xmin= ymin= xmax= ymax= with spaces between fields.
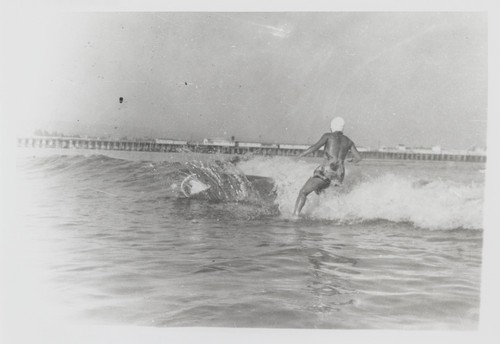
xmin=338 ymin=164 xmax=345 ymax=183
xmin=293 ymin=177 xmax=328 ymax=215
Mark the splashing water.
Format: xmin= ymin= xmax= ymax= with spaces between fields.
xmin=14 ymin=150 xmax=484 ymax=330
xmin=237 ymin=156 xmax=484 ymax=230
xmin=17 ymin=153 xmax=484 ymax=230
xmin=179 ymin=160 xmax=255 ymax=202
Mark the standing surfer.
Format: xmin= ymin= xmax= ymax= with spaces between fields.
xmin=293 ymin=117 xmax=362 ymax=216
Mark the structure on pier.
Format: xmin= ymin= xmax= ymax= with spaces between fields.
xmin=17 ymin=136 xmax=486 ymax=163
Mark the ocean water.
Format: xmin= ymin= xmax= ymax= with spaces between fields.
xmin=11 ymin=149 xmax=484 ymax=330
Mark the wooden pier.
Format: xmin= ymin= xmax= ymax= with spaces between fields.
xmin=17 ymin=137 xmax=486 ymax=163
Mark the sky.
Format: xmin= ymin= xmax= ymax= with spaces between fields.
xmin=11 ymin=11 xmax=487 ymax=149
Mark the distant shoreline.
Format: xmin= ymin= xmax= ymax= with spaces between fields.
xmin=17 ymin=136 xmax=487 ymax=163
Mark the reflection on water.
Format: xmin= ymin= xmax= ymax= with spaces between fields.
xmin=11 ymin=151 xmax=483 ymax=329
xmin=294 ymin=229 xmax=358 ymax=316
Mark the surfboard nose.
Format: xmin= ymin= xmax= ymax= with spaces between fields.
xmin=181 ymin=174 xmax=211 ymax=197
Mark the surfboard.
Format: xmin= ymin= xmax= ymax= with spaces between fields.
xmin=180 ymin=174 xmax=211 ymax=197
xmin=179 ymin=171 xmax=275 ymax=200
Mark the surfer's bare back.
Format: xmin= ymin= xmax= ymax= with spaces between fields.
xmin=293 ymin=117 xmax=362 ymax=216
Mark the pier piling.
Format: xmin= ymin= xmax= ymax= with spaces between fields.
xmin=17 ymin=137 xmax=486 ymax=163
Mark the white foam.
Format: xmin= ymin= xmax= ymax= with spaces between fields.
xmin=238 ymin=156 xmax=484 ymax=230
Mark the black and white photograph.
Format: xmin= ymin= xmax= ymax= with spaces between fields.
xmin=1 ymin=1 xmax=499 ymax=343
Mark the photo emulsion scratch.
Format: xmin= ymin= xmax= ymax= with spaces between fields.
xmin=10 ymin=12 xmax=486 ymax=332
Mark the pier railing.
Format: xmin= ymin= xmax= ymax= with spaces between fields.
xmin=17 ymin=137 xmax=486 ymax=163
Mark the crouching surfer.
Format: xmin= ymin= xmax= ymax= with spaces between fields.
xmin=293 ymin=117 xmax=362 ymax=216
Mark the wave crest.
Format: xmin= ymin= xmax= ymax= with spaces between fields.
xmin=238 ymin=156 xmax=484 ymax=230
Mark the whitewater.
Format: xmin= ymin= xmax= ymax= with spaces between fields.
xmin=237 ymin=156 xmax=483 ymax=230
xmin=10 ymin=149 xmax=483 ymax=329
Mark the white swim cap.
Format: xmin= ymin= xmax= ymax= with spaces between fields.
xmin=330 ymin=117 xmax=345 ymax=132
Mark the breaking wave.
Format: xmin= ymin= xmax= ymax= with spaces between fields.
xmin=237 ymin=156 xmax=484 ymax=230
xmin=20 ymin=154 xmax=484 ymax=230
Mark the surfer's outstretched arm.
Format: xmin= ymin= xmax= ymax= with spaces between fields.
xmin=298 ymin=134 xmax=328 ymax=158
